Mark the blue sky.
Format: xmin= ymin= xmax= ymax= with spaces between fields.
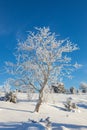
xmin=0 ymin=0 xmax=87 ymax=89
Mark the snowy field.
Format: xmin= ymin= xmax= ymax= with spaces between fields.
xmin=0 ymin=93 xmax=87 ymax=130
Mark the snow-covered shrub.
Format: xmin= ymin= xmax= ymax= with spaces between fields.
xmin=45 ymin=117 xmax=52 ymax=130
xmin=39 ymin=117 xmax=52 ymax=130
xmin=5 ymin=91 xmax=17 ymax=103
xmin=64 ymin=98 xmax=78 ymax=111
xmin=28 ymin=117 xmax=52 ymax=130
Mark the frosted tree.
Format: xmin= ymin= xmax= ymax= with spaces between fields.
xmin=6 ymin=27 xmax=81 ymax=112
xmin=80 ymin=82 xmax=87 ymax=93
xmin=3 ymin=79 xmax=12 ymax=93
xmin=70 ymin=86 xmax=76 ymax=94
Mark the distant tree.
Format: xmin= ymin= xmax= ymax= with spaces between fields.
xmin=3 ymin=79 xmax=12 ymax=93
xmin=80 ymin=82 xmax=87 ymax=93
xmin=52 ymin=82 xmax=65 ymax=93
xmin=76 ymin=89 xmax=79 ymax=94
xmin=5 ymin=91 xmax=17 ymax=103
xmin=70 ymin=87 xmax=75 ymax=94
xmin=5 ymin=27 xmax=81 ymax=112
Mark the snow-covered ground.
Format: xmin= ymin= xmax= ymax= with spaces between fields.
xmin=0 ymin=93 xmax=87 ymax=130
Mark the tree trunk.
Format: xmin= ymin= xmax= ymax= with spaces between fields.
xmin=35 ymin=95 xmax=42 ymax=112
xmin=35 ymin=87 xmax=44 ymax=112
xmin=35 ymin=80 xmax=47 ymax=112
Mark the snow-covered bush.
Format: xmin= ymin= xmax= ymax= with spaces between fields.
xmin=64 ymin=98 xmax=78 ymax=111
xmin=28 ymin=117 xmax=52 ymax=130
xmin=5 ymin=91 xmax=17 ymax=103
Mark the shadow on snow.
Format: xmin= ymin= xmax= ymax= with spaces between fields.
xmin=52 ymin=123 xmax=87 ymax=130
xmin=77 ymin=103 xmax=87 ymax=109
xmin=0 ymin=122 xmax=87 ymax=130
xmin=0 ymin=107 xmax=33 ymax=113
xmin=0 ymin=122 xmax=45 ymax=130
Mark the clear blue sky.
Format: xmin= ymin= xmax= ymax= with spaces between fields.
xmin=0 ymin=0 xmax=87 ymax=89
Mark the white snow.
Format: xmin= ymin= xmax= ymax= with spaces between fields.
xmin=0 ymin=93 xmax=87 ymax=130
